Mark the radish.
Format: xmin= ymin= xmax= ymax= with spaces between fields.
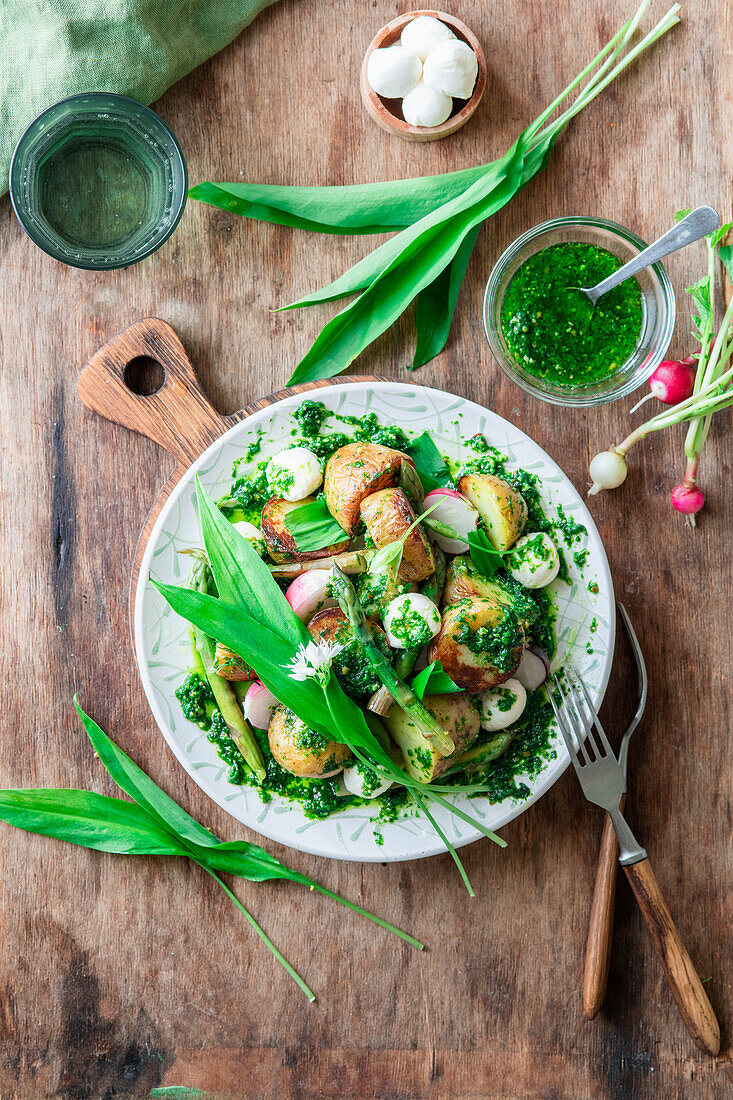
xmin=629 ymin=358 xmax=696 ymax=414
xmin=285 ymin=570 xmax=336 ymax=621
xmin=671 ymin=480 xmax=705 ymax=524
xmin=588 ymin=449 xmax=628 ymax=495
xmin=515 ymin=646 xmax=549 ymax=691
xmin=243 ymin=681 xmax=279 ymax=729
xmin=422 ymin=488 xmax=479 ymax=553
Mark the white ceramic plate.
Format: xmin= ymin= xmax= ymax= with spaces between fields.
xmin=134 ymin=381 xmax=615 ymax=862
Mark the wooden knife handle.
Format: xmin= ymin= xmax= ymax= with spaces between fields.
xmin=77 ymin=317 xmax=235 ymax=467
xmin=583 ymin=798 xmax=624 ymax=1018
xmin=624 ymin=857 xmax=720 ymax=1055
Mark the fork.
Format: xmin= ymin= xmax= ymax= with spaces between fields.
xmin=549 ymin=667 xmax=721 ymax=1055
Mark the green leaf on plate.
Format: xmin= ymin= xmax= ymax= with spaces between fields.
xmin=406 ymin=432 xmax=453 ymax=492
xmin=287 ymin=498 xmax=348 ymax=551
xmin=410 ymin=661 xmax=463 ymax=702
xmin=467 ymin=529 xmax=505 ymax=578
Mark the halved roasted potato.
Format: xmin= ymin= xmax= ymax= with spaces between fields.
xmin=323 ymin=442 xmax=417 ymax=535
xmin=383 ymin=694 xmax=480 ymax=783
xmin=442 ymin=555 xmax=538 ymax=628
xmin=213 ymin=643 xmax=256 ymax=682
xmin=456 ymin=474 xmax=527 ymax=551
xmin=428 ymin=597 xmax=525 ymax=692
xmin=261 ymin=495 xmax=350 ymax=564
xmin=360 ymin=488 xmax=435 ymax=583
xmin=268 ymin=705 xmax=351 ymax=778
xmin=307 ymin=607 xmax=389 ymax=699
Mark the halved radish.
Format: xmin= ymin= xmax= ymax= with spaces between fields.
xmin=243 ymin=681 xmax=280 ymax=729
xmin=285 ymin=570 xmax=336 ymax=621
xmin=423 ymin=488 xmax=479 ymax=554
xmin=515 ymin=646 xmax=549 ymax=691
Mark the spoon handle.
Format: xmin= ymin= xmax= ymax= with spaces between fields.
xmin=588 ymin=206 xmax=720 ymax=301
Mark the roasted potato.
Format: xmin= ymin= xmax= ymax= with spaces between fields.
xmin=261 ymin=495 xmax=350 ymax=564
xmin=323 ymin=442 xmax=417 ymax=535
xmin=267 ymin=705 xmax=351 ymax=778
xmin=355 ymin=569 xmax=414 ymax=619
xmin=307 ymin=607 xmax=389 ymax=699
xmin=360 ymin=488 xmax=435 ymax=583
xmin=428 ymin=597 xmax=525 ymax=692
xmin=456 ymin=474 xmax=527 ymax=551
xmin=213 ymin=643 xmax=256 ymax=682
xmin=442 ymin=555 xmax=538 ymax=629
xmin=383 ymin=694 xmax=480 ymax=783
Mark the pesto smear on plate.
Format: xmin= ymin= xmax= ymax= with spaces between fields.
xmin=173 ymin=400 xmax=599 ymax=838
xmin=501 ymin=242 xmax=644 ymax=386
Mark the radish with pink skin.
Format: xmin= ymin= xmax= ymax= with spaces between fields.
xmin=422 ymin=488 xmax=479 ymax=554
xmin=243 ymin=682 xmax=280 ymax=729
xmin=629 ymin=358 xmax=696 ymax=413
xmin=285 ymin=570 xmax=336 ymax=622
xmin=671 ymin=481 xmax=705 ymax=521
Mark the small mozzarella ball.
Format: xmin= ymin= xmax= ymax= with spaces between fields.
xmin=266 ymin=447 xmax=322 ymax=502
xmin=231 ymin=519 xmax=266 ymax=557
xmin=423 ymin=39 xmax=478 ymax=99
xmin=402 ymin=82 xmax=452 ymax=127
xmin=480 ymin=678 xmax=527 ymax=732
xmin=400 ymin=15 xmax=455 ymax=62
xmin=342 ymin=760 xmax=393 ymax=800
xmin=383 ymin=592 xmax=442 ymax=649
xmin=507 ymin=532 xmax=560 ymax=589
xmin=367 ymin=45 xmax=422 ymax=98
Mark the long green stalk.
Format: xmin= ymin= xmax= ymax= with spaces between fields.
xmin=331 ymin=564 xmax=455 ymax=757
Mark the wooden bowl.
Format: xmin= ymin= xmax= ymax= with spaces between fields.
xmin=360 ymin=10 xmax=486 ymax=142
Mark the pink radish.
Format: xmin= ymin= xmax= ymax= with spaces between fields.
xmin=671 ymin=481 xmax=705 ymax=525
xmin=629 ymin=358 xmax=696 ymax=413
xmin=422 ymin=488 xmax=479 ymax=554
xmin=243 ymin=681 xmax=279 ymax=729
xmin=515 ymin=646 xmax=549 ymax=691
xmin=285 ymin=570 xmax=336 ymax=622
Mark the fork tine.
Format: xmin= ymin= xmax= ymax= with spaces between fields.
xmin=555 ymin=674 xmax=590 ymax=764
xmin=566 ymin=672 xmax=602 ymax=761
xmin=547 ymin=676 xmax=584 ymax=776
xmin=569 ymin=666 xmax=615 ymax=759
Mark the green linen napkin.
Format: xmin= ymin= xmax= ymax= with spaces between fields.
xmin=0 ymin=0 xmax=279 ymax=195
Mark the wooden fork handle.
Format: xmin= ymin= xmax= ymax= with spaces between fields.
xmin=624 ymin=857 xmax=720 ymax=1055
xmin=583 ymin=797 xmax=624 ymax=1018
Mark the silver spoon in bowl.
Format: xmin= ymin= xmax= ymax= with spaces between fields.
xmin=577 ymin=205 xmax=720 ymax=308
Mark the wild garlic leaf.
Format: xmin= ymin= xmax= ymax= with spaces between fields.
xmin=369 ymin=539 xmax=404 ymax=579
xmin=75 ymin=700 xmax=220 ymax=850
xmin=719 ymin=244 xmax=733 ymax=283
xmin=412 ymin=225 xmax=480 ymax=370
xmin=288 ymin=499 xmax=348 ymax=551
xmin=0 ymin=789 xmax=187 ymax=856
xmin=406 ymin=432 xmax=453 ymax=491
xmin=467 ymin=529 xmax=505 ymax=578
xmin=410 ymin=661 xmax=462 ymax=702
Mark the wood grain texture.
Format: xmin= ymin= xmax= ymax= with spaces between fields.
xmin=0 ymin=1 xmax=732 ymax=1097
xmin=623 ymin=859 xmax=720 ymax=1056
xmin=584 ymin=797 xmax=626 ymax=1019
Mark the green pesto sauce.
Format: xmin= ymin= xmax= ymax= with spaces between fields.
xmin=501 ymin=243 xmax=643 ymax=386
xmin=454 ymin=602 xmax=524 ymax=672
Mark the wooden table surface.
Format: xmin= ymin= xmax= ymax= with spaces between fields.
xmin=0 ymin=2 xmax=731 ymax=1097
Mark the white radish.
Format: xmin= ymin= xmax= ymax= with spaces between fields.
xmin=342 ymin=761 xmax=393 ymax=800
xmin=507 ymin=532 xmax=560 ymax=589
xmin=243 ymin=681 xmax=279 ymax=730
xmin=588 ymin=449 xmax=627 ymax=495
xmin=422 ymin=488 xmax=479 ymax=554
xmin=515 ymin=646 xmax=549 ymax=691
xmin=383 ymin=592 xmax=441 ymax=649
xmin=480 ymin=678 xmax=527 ymax=732
xmin=285 ymin=570 xmax=336 ymax=622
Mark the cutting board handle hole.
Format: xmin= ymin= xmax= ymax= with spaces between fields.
xmin=124 ymin=356 xmax=166 ymax=397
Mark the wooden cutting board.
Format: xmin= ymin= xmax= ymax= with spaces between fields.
xmin=77 ymin=317 xmax=384 ymax=631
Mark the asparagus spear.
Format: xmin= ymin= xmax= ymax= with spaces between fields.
xmin=188 ymin=559 xmax=267 ymax=783
xmin=331 ymin=564 xmax=454 ymax=757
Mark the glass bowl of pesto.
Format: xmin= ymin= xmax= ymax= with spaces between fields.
xmin=483 ymin=216 xmax=676 ymax=407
